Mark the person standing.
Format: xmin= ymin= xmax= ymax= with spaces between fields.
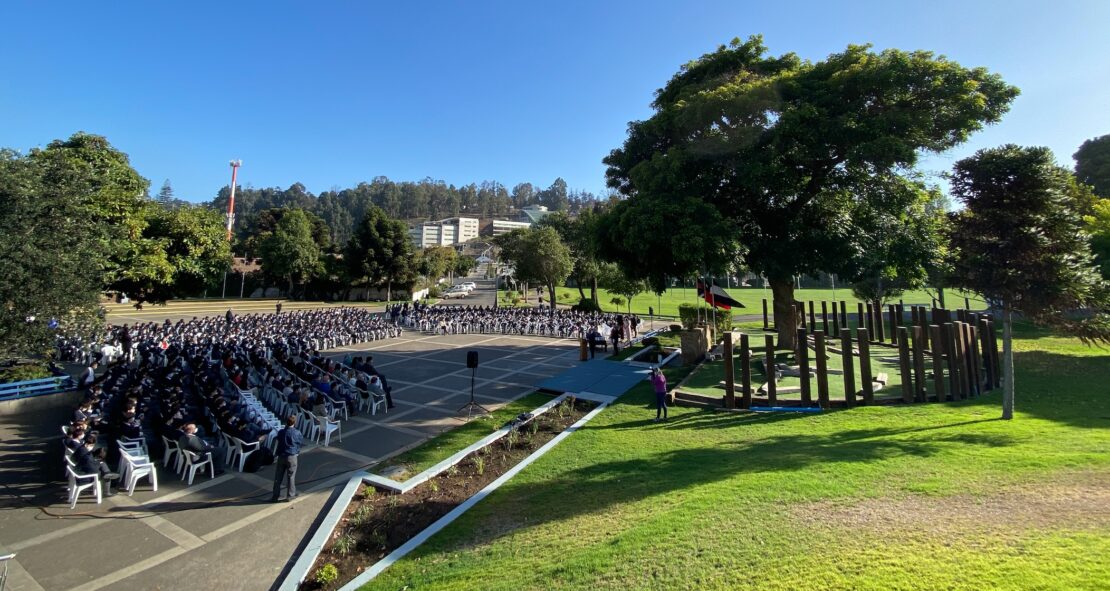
xmin=276 ymin=302 xmax=283 ymax=315
xmin=271 ymin=414 xmax=303 ymax=502
xmin=225 ymin=309 xmax=234 ymax=325
xmin=650 ymin=367 xmax=668 ymax=422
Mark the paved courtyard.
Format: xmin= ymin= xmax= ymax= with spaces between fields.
xmin=0 ymin=330 xmax=581 ymax=591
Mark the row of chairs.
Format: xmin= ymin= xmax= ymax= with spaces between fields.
xmin=64 ymin=439 xmax=158 ymax=509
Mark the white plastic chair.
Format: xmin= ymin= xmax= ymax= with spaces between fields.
xmin=180 ymin=450 xmax=214 ymax=485
xmin=121 ymin=452 xmax=158 ymax=495
xmin=298 ymin=409 xmax=320 ymax=441
xmin=65 ymin=460 xmax=101 ymax=509
xmin=161 ymin=435 xmax=182 ymax=471
xmin=117 ymin=443 xmax=149 ymax=483
xmin=315 ymin=415 xmax=341 ymax=447
xmin=229 ymin=436 xmax=260 ymax=472
xmin=220 ymin=431 xmax=235 ymax=465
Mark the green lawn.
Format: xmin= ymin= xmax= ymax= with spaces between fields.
xmin=500 ymin=287 xmax=986 ymax=318
xmin=358 ymin=322 xmax=1110 ymax=590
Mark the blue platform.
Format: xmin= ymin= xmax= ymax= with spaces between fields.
xmin=538 ymin=358 xmax=651 ymax=398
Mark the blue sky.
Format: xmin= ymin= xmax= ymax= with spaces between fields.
xmin=2 ymin=1 xmax=1107 ymax=203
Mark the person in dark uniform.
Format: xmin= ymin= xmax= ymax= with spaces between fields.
xmin=275 ymin=302 xmax=283 ymax=314
xmin=225 ymin=309 xmax=234 ymax=325
xmin=271 ymin=414 xmax=303 ymax=502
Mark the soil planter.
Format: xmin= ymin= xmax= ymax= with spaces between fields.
xmin=301 ymin=397 xmax=597 ymax=590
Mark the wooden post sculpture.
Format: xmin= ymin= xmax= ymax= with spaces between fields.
xmin=740 ymin=333 xmax=752 ymax=409
xmin=764 ymin=334 xmax=777 ymax=403
xmin=978 ymin=318 xmax=994 ymax=390
xmin=830 ymin=300 xmax=840 ymax=336
xmin=930 ymin=325 xmax=946 ymax=402
xmin=821 ymin=301 xmax=830 ymax=335
xmin=808 ymin=301 xmax=816 ymax=334
xmin=723 ymin=331 xmax=736 ymax=409
xmin=889 ymin=304 xmax=899 ymax=345
xmin=897 ymin=327 xmax=913 ymax=403
xmin=762 ymin=299 xmax=769 ymax=330
xmin=840 ymin=301 xmax=848 ymax=329
xmin=814 ymin=330 xmax=830 ymax=409
xmin=875 ymin=302 xmax=886 ymax=343
xmin=840 ymin=328 xmax=856 ymax=407
xmin=797 ymin=301 xmax=807 ymax=331
xmin=943 ymin=323 xmax=962 ymax=399
xmin=911 ymin=326 xmax=928 ymax=403
xmin=797 ymin=328 xmax=812 ymax=405
xmin=857 ymin=328 xmax=874 ymax=405
xmin=857 ymin=302 xmax=866 ymax=333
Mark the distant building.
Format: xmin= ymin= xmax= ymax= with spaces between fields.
xmin=489 ymin=219 xmax=531 ymax=237
xmin=409 ymin=217 xmax=480 ymax=248
xmin=518 ymin=204 xmax=551 ymax=224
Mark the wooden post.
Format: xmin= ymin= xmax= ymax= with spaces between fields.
xmin=911 ymin=325 xmax=928 ymax=403
xmin=797 ymin=328 xmax=811 ymax=405
xmin=797 ymin=301 xmax=807 ymax=331
xmin=840 ymin=301 xmax=848 ymax=329
xmin=723 ymin=332 xmax=736 ymax=409
xmin=988 ymin=318 xmax=1001 ymax=388
xmin=808 ymin=301 xmax=816 ymax=334
xmin=930 ymin=324 xmax=946 ymax=402
xmin=740 ymin=333 xmax=752 ymax=409
xmin=821 ymin=301 xmax=830 ymax=335
xmin=943 ymin=323 xmax=962 ymax=399
xmin=857 ymin=328 xmax=874 ymax=405
xmin=830 ymin=300 xmax=840 ymax=335
xmin=978 ymin=318 xmax=993 ymax=390
xmin=966 ymin=323 xmax=981 ymax=397
xmin=888 ymin=305 xmax=899 ymax=345
xmin=857 ymin=302 xmax=866 ymax=332
xmin=814 ymin=330 xmax=830 ymax=409
xmin=897 ymin=327 xmax=913 ymax=403
xmin=954 ymin=322 xmax=970 ymax=398
xmin=918 ymin=306 xmax=930 ymax=351
xmin=840 ymin=328 xmax=856 ymax=407
xmin=762 ymin=299 xmax=769 ymax=330
xmin=875 ymin=302 xmax=886 ymax=343
xmin=764 ymin=334 xmax=777 ymax=403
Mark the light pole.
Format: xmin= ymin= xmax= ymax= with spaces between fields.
xmin=222 ymin=160 xmax=242 ymax=298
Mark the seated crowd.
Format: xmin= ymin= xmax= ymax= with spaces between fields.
xmin=58 ymin=307 xmax=402 ymax=500
xmin=387 ymin=302 xmax=642 ymax=344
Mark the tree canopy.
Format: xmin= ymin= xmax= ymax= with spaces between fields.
xmin=258 ymin=208 xmax=325 ymax=296
xmin=1074 ymin=133 xmax=1110 ymax=197
xmin=494 ymin=227 xmax=573 ymax=313
xmin=604 ymin=35 xmax=1019 ymax=347
xmin=346 ymin=206 xmax=417 ymax=300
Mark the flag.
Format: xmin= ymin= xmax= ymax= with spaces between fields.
xmin=700 ymin=277 xmax=744 ymax=310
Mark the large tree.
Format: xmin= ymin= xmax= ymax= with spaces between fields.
xmin=346 ymin=206 xmax=417 ymax=301
xmin=258 ymin=208 xmax=324 ymax=297
xmin=0 ymin=148 xmax=105 ymax=361
xmin=144 ymin=205 xmax=233 ymax=298
xmin=1074 ymin=133 xmax=1110 ymax=197
xmin=494 ymin=227 xmax=573 ymax=314
xmin=604 ymin=35 xmax=1018 ymax=348
xmin=948 ymin=145 xmax=1110 ymax=420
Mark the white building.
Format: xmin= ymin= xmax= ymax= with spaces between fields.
xmin=409 ymin=217 xmax=480 ymax=248
xmin=490 ymin=219 xmax=531 ymax=236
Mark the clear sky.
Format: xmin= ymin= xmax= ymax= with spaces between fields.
xmin=1 ymin=1 xmax=1108 ymax=203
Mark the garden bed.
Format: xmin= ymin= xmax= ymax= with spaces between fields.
xmin=303 ymin=396 xmax=596 ymax=590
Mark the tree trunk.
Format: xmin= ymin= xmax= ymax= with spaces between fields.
xmin=548 ymin=283 xmax=557 ymax=316
xmin=770 ymin=278 xmax=797 ymax=350
xmin=591 ymin=276 xmax=598 ymax=304
xmin=287 ymin=277 xmax=294 ymax=299
xmin=577 ymin=278 xmax=586 ymax=302
xmin=937 ymin=287 xmax=947 ymax=309
xmin=1001 ymin=305 xmax=1014 ymax=420
xmin=386 ymin=278 xmax=392 ymax=303
xmin=523 ymin=281 xmax=528 ymax=303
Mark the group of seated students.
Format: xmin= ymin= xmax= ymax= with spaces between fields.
xmin=388 ymin=302 xmax=642 ymax=343
xmin=60 ymin=307 xmax=404 ymax=495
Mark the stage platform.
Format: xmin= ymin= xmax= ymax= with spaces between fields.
xmin=538 ymin=358 xmax=651 ymax=399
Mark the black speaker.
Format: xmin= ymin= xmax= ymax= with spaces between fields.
xmin=466 ymin=350 xmax=479 ymax=368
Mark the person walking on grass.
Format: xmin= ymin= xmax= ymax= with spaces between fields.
xmin=650 ymin=366 xmax=668 ymax=422
xmin=271 ymin=414 xmax=302 ymax=502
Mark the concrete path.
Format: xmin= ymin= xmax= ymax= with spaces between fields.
xmin=0 ymin=329 xmax=581 ymax=591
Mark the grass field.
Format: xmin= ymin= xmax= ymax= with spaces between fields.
xmin=499 ymin=287 xmax=986 ymax=318
xmin=355 ymin=322 xmax=1110 ymax=590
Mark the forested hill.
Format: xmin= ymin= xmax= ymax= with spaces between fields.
xmin=206 ymin=176 xmax=603 ymax=247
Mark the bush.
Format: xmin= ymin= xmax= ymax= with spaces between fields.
xmin=678 ymin=303 xmax=732 ymax=333
xmin=428 ymin=285 xmax=443 ymax=298
xmin=315 ymin=563 xmax=339 ymax=585
xmin=0 ymin=363 xmax=52 ymax=383
xmin=572 ymin=298 xmax=602 ymax=313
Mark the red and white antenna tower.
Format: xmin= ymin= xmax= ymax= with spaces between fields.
xmin=226 ymin=159 xmax=242 ymax=241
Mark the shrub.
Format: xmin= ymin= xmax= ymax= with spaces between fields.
xmin=428 ymin=285 xmax=443 ymax=298
xmin=334 ymin=532 xmax=355 ymax=555
xmin=473 ymin=455 xmax=485 ymax=475
xmin=677 ymin=303 xmax=732 ymax=333
xmin=350 ymin=504 xmax=371 ymax=526
xmin=610 ymin=296 xmax=625 ymax=309
xmin=315 ymin=563 xmax=339 ymax=585
xmin=571 ymin=298 xmax=602 ymax=313
xmin=0 ymin=363 xmax=52 ymax=383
